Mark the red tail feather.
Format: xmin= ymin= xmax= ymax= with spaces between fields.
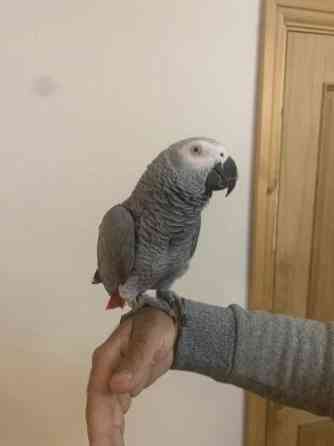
xmin=105 ymin=291 xmax=126 ymax=310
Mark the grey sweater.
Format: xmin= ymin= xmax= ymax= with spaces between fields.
xmin=171 ymin=298 xmax=334 ymax=417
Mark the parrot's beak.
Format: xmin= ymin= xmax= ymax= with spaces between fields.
xmin=205 ymin=157 xmax=238 ymax=196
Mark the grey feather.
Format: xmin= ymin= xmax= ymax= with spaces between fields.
xmin=190 ymin=217 xmax=201 ymax=258
xmin=96 ymin=205 xmax=135 ymax=296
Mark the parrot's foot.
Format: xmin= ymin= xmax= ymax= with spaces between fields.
xmin=134 ymin=290 xmax=179 ymax=310
xmin=133 ymin=293 xmax=158 ymax=311
xmin=122 ymin=292 xmax=169 ymax=318
xmin=120 ymin=290 xmax=183 ymax=320
xmin=156 ymin=289 xmax=179 ymax=305
xmin=120 ymin=290 xmax=185 ymax=325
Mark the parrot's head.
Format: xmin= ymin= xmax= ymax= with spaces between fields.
xmin=166 ymin=137 xmax=238 ymax=200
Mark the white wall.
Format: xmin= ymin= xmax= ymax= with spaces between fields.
xmin=1 ymin=1 xmax=260 ymax=445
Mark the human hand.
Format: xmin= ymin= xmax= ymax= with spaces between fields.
xmin=86 ymin=307 xmax=178 ymax=446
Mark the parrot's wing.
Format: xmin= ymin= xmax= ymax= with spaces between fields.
xmin=190 ymin=217 xmax=201 ymax=258
xmin=95 ymin=205 xmax=135 ymax=292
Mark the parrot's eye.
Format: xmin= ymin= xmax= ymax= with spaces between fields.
xmin=191 ymin=146 xmax=202 ymax=155
xmin=220 ymin=153 xmax=224 ymax=158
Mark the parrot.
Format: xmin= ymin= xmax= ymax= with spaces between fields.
xmin=92 ymin=137 xmax=238 ymax=310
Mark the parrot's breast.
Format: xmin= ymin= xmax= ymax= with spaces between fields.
xmin=133 ymin=229 xmax=194 ymax=289
xmin=124 ymin=202 xmax=201 ymax=295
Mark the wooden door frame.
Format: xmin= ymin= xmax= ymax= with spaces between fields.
xmin=247 ymin=1 xmax=334 ymax=445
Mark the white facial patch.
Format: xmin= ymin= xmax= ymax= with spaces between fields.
xmin=181 ymin=140 xmax=228 ymax=171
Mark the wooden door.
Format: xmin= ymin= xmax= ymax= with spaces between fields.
xmin=247 ymin=1 xmax=334 ymax=445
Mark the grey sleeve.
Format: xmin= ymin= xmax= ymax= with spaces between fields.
xmin=172 ymin=298 xmax=334 ymax=417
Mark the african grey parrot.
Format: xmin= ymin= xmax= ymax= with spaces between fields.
xmin=92 ymin=137 xmax=238 ymax=310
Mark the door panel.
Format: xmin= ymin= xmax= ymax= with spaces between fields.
xmin=308 ymin=85 xmax=334 ymax=321
xmin=274 ymin=32 xmax=326 ymax=318
xmin=298 ymin=420 xmax=334 ymax=446
xmin=267 ymin=31 xmax=334 ymax=446
xmin=247 ymin=2 xmax=334 ymax=446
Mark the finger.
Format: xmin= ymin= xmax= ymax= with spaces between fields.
xmin=89 ymin=431 xmax=123 ymax=446
xmin=128 ymin=366 xmax=153 ymax=397
xmin=87 ymin=393 xmax=124 ymax=446
xmin=90 ymin=430 xmax=123 ymax=446
xmin=117 ymin=393 xmax=131 ymax=414
xmin=128 ymin=347 xmax=173 ymax=397
xmin=110 ymin=333 xmax=158 ymax=393
xmin=88 ymin=323 xmax=131 ymax=393
xmin=88 ymin=338 xmax=120 ymax=394
xmin=87 ymin=325 xmax=131 ymax=446
xmin=89 ymin=427 xmax=124 ymax=446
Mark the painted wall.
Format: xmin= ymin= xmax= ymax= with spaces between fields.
xmin=1 ymin=1 xmax=260 ymax=444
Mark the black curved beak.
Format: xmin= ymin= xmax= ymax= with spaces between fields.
xmin=205 ymin=156 xmax=238 ymax=197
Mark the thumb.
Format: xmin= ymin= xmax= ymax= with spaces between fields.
xmin=110 ymin=327 xmax=158 ymax=393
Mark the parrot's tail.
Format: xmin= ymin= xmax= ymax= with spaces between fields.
xmin=92 ymin=269 xmax=102 ymax=284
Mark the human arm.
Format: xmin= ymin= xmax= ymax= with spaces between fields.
xmin=173 ymin=297 xmax=334 ymax=417
xmin=86 ymin=295 xmax=334 ymax=446
xmin=86 ymin=307 xmax=177 ymax=446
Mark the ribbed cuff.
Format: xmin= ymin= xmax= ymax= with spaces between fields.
xmin=171 ymin=298 xmax=236 ymax=382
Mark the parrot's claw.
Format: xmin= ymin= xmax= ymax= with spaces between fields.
xmin=156 ymin=289 xmax=179 ymax=305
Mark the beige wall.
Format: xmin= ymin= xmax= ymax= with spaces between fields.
xmin=1 ymin=1 xmax=260 ymax=445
